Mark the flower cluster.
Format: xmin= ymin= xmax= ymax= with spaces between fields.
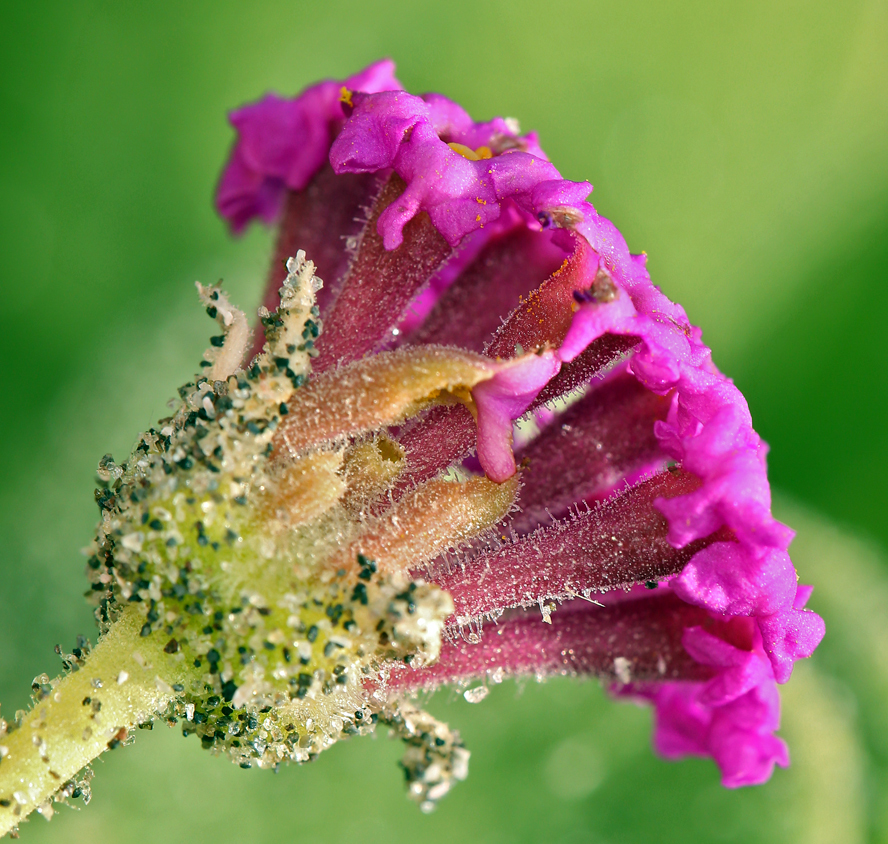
xmin=0 ymin=59 xmax=824 ymax=838
xmin=216 ymin=59 xmax=824 ymax=787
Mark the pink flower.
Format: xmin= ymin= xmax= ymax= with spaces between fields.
xmin=217 ymin=61 xmax=824 ymax=790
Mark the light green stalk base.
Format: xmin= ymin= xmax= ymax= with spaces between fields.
xmin=0 ymin=607 xmax=186 ymax=837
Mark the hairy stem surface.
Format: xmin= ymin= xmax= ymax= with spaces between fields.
xmin=0 ymin=607 xmax=185 ymax=836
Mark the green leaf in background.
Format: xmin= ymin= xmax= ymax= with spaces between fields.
xmin=1 ymin=1 xmax=885 ymax=841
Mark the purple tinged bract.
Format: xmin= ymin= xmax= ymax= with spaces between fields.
xmin=217 ymin=61 xmax=824 ymax=788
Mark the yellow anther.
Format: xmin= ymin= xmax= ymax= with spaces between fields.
xmin=447 ymin=142 xmax=494 ymax=161
xmin=339 ymin=87 xmax=354 ymax=108
xmin=448 ymin=143 xmax=480 ymax=160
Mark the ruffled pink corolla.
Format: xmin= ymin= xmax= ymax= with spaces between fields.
xmin=217 ymin=61 xmax=824 ymax=788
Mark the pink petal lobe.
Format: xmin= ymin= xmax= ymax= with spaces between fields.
xmin=472 ymin=352 xmax=561 ymax=482
xmin=217 ymin=60 xmax=401 ymax=233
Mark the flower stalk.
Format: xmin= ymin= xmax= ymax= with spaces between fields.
xmin=0 ymin=607 xmax=185 ymax=835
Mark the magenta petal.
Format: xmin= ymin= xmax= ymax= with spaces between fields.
xmin=620 ymin=615 xmax=789 ymax=787
xmin=793 ymin=584 xmax=814 ymax=609
xmin=709 ymin=688 xmax=789 ymax=787
xmin=682 ymin=626 xmax=771 ymax=707
xmin=672 ymin=544 xmax=798 ymax=618
xmin=645 ymin=684 xmax=711 ymax=758
xmin=557 ymin=292 xmax=640 ymax=363
xmin=529 ymin=179 xmax=595 ymax=215
xmin=216 ymin=60 xmax=401 ymax=233
xmin=332 ymin=90 xmax=424 ymax=172
xmin=216 ymin=141 xmax=285 ymax=232
xmin=528 ymin=216 xmax=823 ymax=684
xmin=759 ymin=601 xmax=826 ymax=683
xmin=330 ymin=88 xmax=589 ymax=250
xmin=472 ymin=352 xmax=561 ymax=482
xmin=644 ymin=680 xmax=790 ymax=788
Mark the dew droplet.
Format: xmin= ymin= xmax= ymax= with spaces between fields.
xmin=463 ymin=686 xmax=489 ymax=704
xmin=613 ymin=656 xmax=631 ymax=685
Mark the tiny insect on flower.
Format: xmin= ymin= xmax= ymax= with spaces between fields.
xmin=0 ymin=60 xmax=824 ymax=837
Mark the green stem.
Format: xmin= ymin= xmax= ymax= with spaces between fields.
xmin=0 ymin=606 xmax=185 ymax=837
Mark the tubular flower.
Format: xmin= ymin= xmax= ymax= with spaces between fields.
xmin=0 ymin=61 xmax=823 ymax=835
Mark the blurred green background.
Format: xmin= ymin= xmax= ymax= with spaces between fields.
xmin=1 ymin=1 xmax=887 ymax=841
